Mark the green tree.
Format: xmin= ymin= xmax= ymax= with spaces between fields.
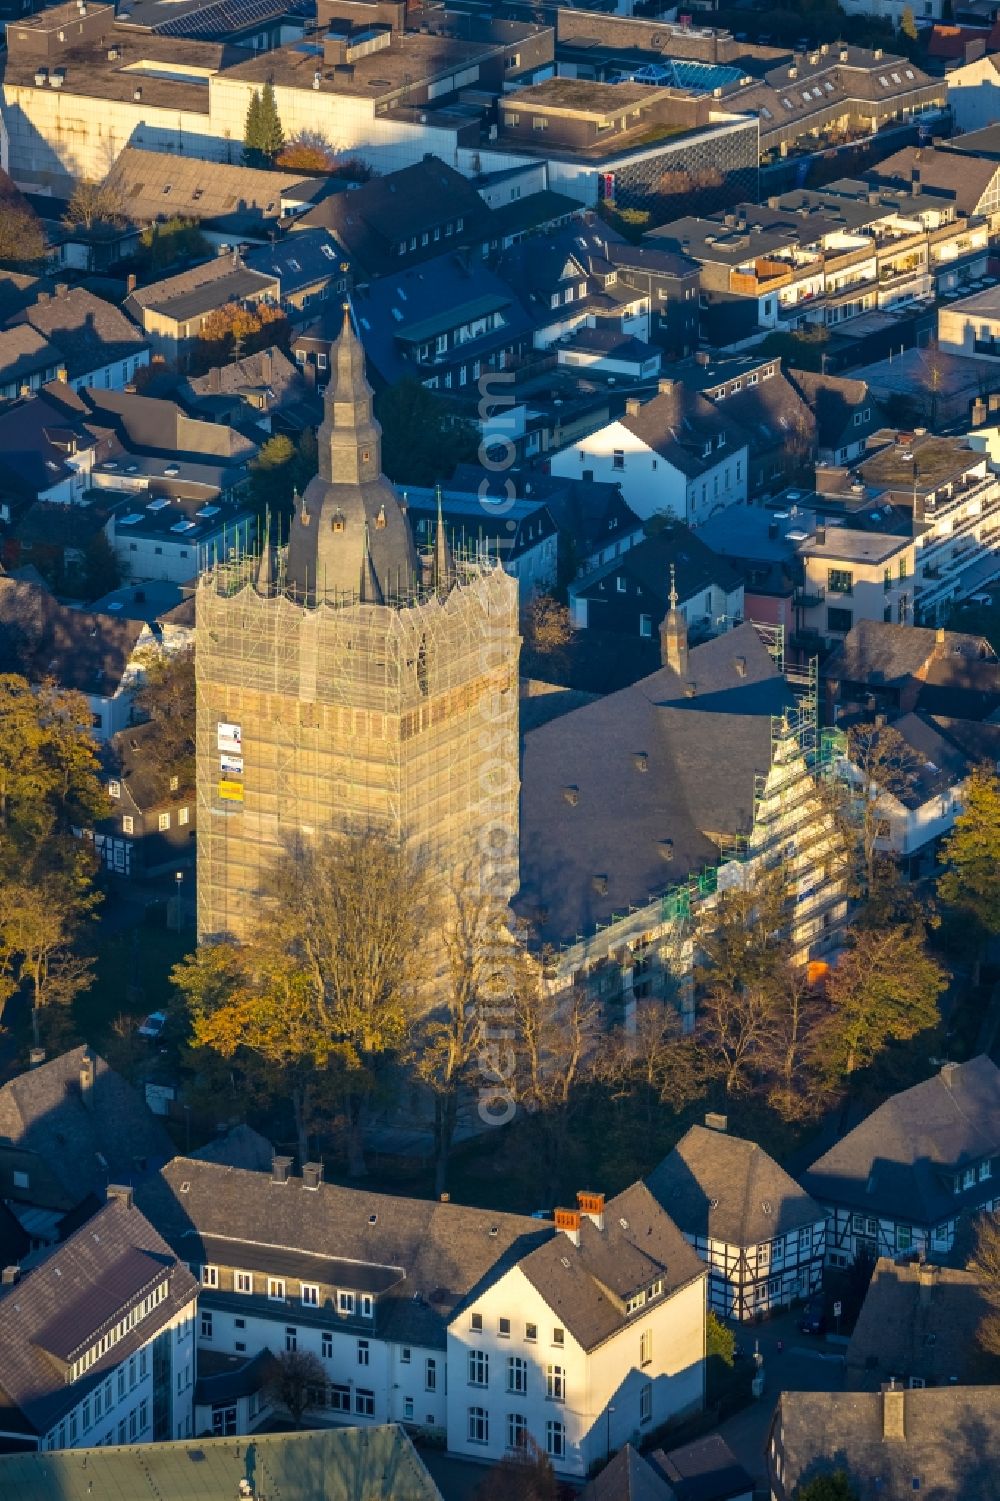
xmin=818 ymin=924 xmax=946 ymax=1079
xmin=242 ymin=89 xmax=264 ymax=167
xmin=175 ymin=830 xmax=437 ymax=1175
xmin=258 ymin=81 xmax=285 ymax=163
xmin=0 ymin=171 xmax=45 ymax=267
xmin=938 ymin=766 xmax=1000 ymax=980
xmin=900 ymin=4 xmax=918 ymax=38
xmin=795 ymin=1475 xmax=859 ymax=1501
xmin=0 ymin=676 xmax=107 ymax=1043
xmin=374 ymin=378 xmax=478 ymax=485
xmin=248 ymin=432 xmax=296 ymax=518
xmin=139 ymin=216 xmax=210 ymax=274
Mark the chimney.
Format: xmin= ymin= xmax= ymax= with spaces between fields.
xmin=911 ymin=165 xmax=921 ymax=195
xmin=79 ymin=1052 xmax=95 ymax=1108
xmin=302 ymin=1161 xmax=324 ymax=1191
xmin=815 ymin=524 xmax=827 ymax=545
xmin=577 ymin=1191 xmax=605 ymax=1230
xmin=1 ymin=1266 xmax=19 ymax=1287
xmin=935 ymin=626 xmax=946 ymax=645
xmin=56 ymin=366 xmax=68 ymax=384
xmin=705 ymin=1111 xmax=728 ymax=1132
xmin=55 ymin=282 xmax=69 ymax=297
xmin=918 ymin=1264 xmax=938 ymax=1305
xmin=625 ymin=396 xmax=642 ymax=416
xmin=882 ymin=1384 xmax=905 ymax=1440
xmin=126 ymin=272 xmax=137 ymax=295
xmin=36 ymin=291 xmax=50 ymax=304
xmin=554 ymin=1208 xmax=581 ymax=1246
xmin=694 ymin=351 xmax=710 ymax=367
xmin=28 ymin=1048 xmax=45 ymax=1068
xmin=210 ymin=364 xmax=221 ymax=392
xmin=657 ymin=377 xmax=676 ymax=396
xmin=261 ymin=348 xmax=272 ymax=384
xmin=106 ymin=1184 xmax=133 ymax=1209
xmin=271 ymin=1155 xmax=293 ymax=1185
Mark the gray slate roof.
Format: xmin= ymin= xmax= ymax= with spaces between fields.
xmin=581 ymin=1443 xmax=674 ymax=1501
xmin=0 ymin=1426 xmax=443 ymax=1501
xmin=647 ymin=1125 xmax=826 ymax=1248
xmin=0 ymin=1195 xmax=197 ymax=1435
xmin=621 ymin=383 xmax=748 ymax=480
xmin=846 ymin=1257 xmax=998 ymax=1390
xmin=135 ymin=1156 xmax=549 ymax=1349
xmin=824 ymin=620 xmax=996 ymax=689
xmin=518 ymin=622 xmax=793 ymax=944
xmin=0 ymin=576 xmax=146 ymax=697
xmin=11 ymin=287 xmax=148 ymax=381
xmin=0 ymin=325 xmax=59 ymax=388
xmin=188 ymin=1124 xmax=275 ymax=1172
xmin=0 ymin=1047 xmax=173 ymax=1210
xmin=772 ymin=1386 xmax=1000 ymax=1501
xmin=518 ymin=1183 xmax=705 ymax=1352
xmin=803 ymin=1056 xmax=1000 ymax=1227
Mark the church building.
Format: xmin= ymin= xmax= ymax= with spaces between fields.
xmin=195 ymin=305 xmax=519 ymax=941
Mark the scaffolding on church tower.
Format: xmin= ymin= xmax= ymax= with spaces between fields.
xmin=194 ymin=305 xmax=520 ymax=944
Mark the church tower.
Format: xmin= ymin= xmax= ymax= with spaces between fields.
xmin=195 ymin=307 xmax=520 ymax=942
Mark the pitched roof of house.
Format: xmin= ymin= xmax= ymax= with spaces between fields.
xmin=0 ymin=1048 xmax=173 ymax=1211
xmin=572 ymin=525 xmax=743 ymax=615
xmin=620 ymin=383 xmax=747 ymax=480
xmin=652 ymin=1434 xmax=755 ymax=1501
xmin=297 ymin=157 xmax=490 ymax=274
xmin=846 ymin=1257 xmax=999 ymax=1389
xmin=11 ymin=286 xmax=148 ymax=380
xmin=243 ymin=227 xmax=345 ymax=296
xmin=865 ymin=145 xmax=1000 ymax=217
xmin=647 ymin=1125 xmax=826 ymax=1248
xmin=188 ymin=1124 xmax=275 ymax=1173
xmin=125 ymin=254 xmax=277 ymax=322
xmin=182 ymin=344 xmax=304 ymax=410
xmin=448 ymin=464 xmax=641 ymax=560
xmin=824 ymin=620 xmax=995 ymax=690
xmin=0 ymin=576 xmax=145 ymax=696
xmin=517 ymin=622 xmax=793 ymax=944
xmin=772 ymin=1386 xmax=1000 ymax=1501
xmin=0 ymin=1194 xmax=198 ymax=1436
xmin=517 ymin=1183 xmax=705 ymax=1352
xmin=0 ymin=1426 xmax=443 ymax=1501
xmin=135 ymin=1157 xmax=549 ymax=1349
xmin=787 ymin=368 xmax=881 ymax=451
xmin=803 ymin=1056 xmax=1000 ymax=1227
xmin=0 ymin=325 xmax=60 ymax=389
xmin=103 ymin=146 xmax=321 ymax=228
xmin=580 ymin=1443 xmax=674 ymax=1501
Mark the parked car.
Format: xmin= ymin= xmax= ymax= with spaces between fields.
xmin=138 ymin=1010 xmax=168 ymax=1039
xmin=799 ymin=1295 xmax=826 ymax=1335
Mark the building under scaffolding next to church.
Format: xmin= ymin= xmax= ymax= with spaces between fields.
xmin=518 ymin=578 xmax=847 ymax=1025
xmin=195 ymin=306 xmax=519 ymax=942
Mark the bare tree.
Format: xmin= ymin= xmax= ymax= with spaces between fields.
xmin=406 ymin=868 xmax=516 ymax=1196
xmin=970 ymin=1211 xmax=1000 ymax=1358
xmin=264 ymin=1349 xmax=326 ymax=1427
xmin=64 ymin=177 xmax=126 ymax=231
xmin=846 ymin=722 xmax=922 ymax=896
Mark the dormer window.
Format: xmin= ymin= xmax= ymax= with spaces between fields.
xmin=332 ymin=511 xmax=345 ymax=533
xmin=108 ymin=780 xmax=121 ymax=799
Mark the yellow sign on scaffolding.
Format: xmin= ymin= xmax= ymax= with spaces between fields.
xmin=219 ymin=780 xmax=244 ymax=802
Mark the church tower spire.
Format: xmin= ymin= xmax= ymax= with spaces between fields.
xmin=433 ymin=483 xmax=455 ymax=595
xmin=317 ymin=302 xmax=382 ymax=489
xmin=284 ymin=299 xmax=418 ymax=603
xmin=660 ymin=561 xmax=689 ymax=676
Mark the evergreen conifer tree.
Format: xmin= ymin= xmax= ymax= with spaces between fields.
xmin=258 ymin=81 xmax=285 ymax=163
xmin=242 ymin=89 xmax=264 ymax=167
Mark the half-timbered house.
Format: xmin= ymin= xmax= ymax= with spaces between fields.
xmin=646 ymin=1121 xmax=828 ymax=1321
